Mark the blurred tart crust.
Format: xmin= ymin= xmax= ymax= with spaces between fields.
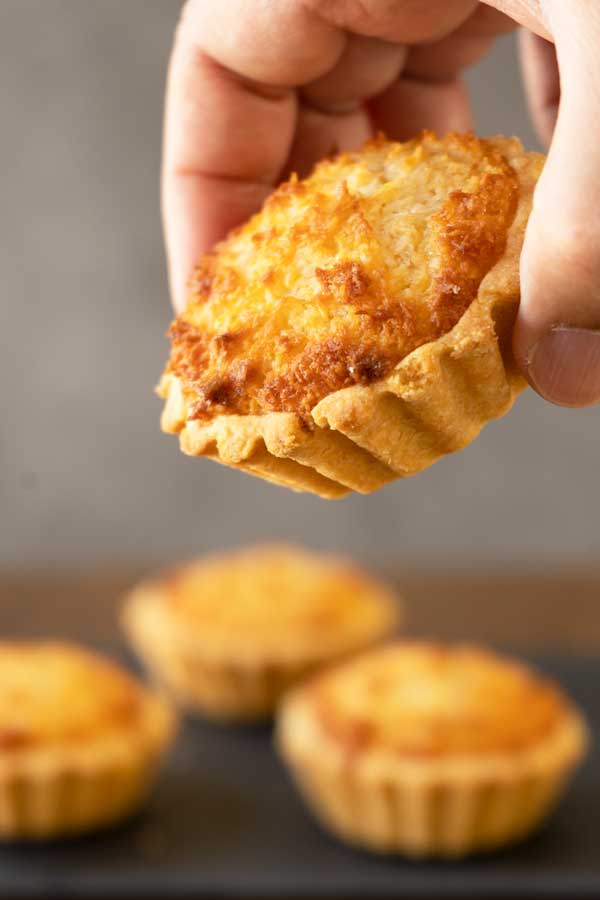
xmin=159 ymin=132 xmax=544 ymax=497
xmin=277 ymin=642 xmax=588 ymax=857
xmin=122 ymin=544 xmax=400 ymax=721
xmin=0 ymin=642 xmax=175 ymax=839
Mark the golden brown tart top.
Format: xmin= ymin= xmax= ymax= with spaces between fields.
xmin=310 ymin=643 xmax=572 ymax=758
xmin=166 ymin=131 xmax=524 ymax=423
xmin=147 ymin=544 xmax=399 ymax=655
xmin=0 ymin=642 xmax=149 ymax=751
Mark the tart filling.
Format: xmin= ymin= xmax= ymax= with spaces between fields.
xmin=0 ymin=642 xmax=148 ymax=750
xmin=166 ymin=132 xmax=520 ymax=423
xmin=310 ymin=643 xmax=573 ymax=758
xmin=155 ymin=544 xmax=399 ymax=661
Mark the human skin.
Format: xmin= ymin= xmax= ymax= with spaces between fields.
xmin=162 ymin=0 xmax=600 ymax=408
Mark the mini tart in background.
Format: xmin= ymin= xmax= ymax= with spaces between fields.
xmin=0 ymin=642 xmax=175 ymax=840
xmin=277 ymin=642 xmax=588 ymax=858
xmin=122 ymin=544 xmax=401 ymax=722
xmin=160 ymin=132 xmax=544 ymax=498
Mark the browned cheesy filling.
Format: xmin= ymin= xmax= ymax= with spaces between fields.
xmin=0 ymin=643 xmax=144 ymax=750
xmin=154 ymin=544 xmax=397 ymax=655
xmin=312 ymin=644 xmax=567 ymax=758
xmin=166 ymin=132 xmax=520 ymax=422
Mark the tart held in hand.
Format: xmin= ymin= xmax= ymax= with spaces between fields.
xmin=0 ymin=641 xmax=175 ymax=840
xmin=123 ymin=544 xmax=401 ymax=722
xmin=160 ymin=131 xmax=544 ymax=498
xmin=277 ymin=641 xmax=588 ymax=858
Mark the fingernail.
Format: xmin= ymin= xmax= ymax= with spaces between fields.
xmin=527 ymin=327 xmax=600 ymax=407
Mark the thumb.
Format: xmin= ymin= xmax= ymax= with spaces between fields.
xmin=514 ymin=0 xmax=600 ymax=406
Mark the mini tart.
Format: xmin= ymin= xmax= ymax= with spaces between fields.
xmin=122 ymin=544 xmax=400 ymax=721
xmin=160 ymin=131 xmax=544 ymax=498
xmin=0 ymin=642 xmax=175 ymax=840
xmin=277 ymin=642 xmax=588 ymax=858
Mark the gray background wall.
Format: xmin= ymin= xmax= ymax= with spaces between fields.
xmin=1 ymin=1 xmax=598 ymax=570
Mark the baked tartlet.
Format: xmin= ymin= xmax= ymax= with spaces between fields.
xmin=277 ymin=642 xmax=588 ymax=858
xmin=160 ymin=131 xmax=544 ymax=498
xmin=123 ymin=544 xmax=400 ymax=721
xmin=0 ymin=641 xmax=175 ymax=840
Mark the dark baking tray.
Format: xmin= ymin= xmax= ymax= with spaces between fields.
xmin=0 ymin=653 xmax=598 ymax=900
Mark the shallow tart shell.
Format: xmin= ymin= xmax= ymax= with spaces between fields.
xmin=276 ymin=667 xmax=588 ymax=858
xmin=122 ymin=550 xmax=401 ymax=722
xmin=159 ymin=139 xmax=542 ymax=499
xmin=0 ymin=690 xmax=175 ymax=840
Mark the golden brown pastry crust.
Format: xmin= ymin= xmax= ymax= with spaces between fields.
xmin=277 ymin=642 xmax=588 ymax=857
xmin=0 ymin=642 xmax=175 ymax=840
xmin=123 ymin=544 xmax=401 ymax=721
xmin=159 ymin=133 xmax=544 ymax=497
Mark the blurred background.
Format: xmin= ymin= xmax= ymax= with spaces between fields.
xmin=2 ymin=0 xmax=599 ymax=579
xmin=1 ymin=8 xmax=599 ymax=892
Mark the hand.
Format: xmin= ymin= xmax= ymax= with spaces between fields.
xmin=162 ymin=0 xmax=600 ymax=408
